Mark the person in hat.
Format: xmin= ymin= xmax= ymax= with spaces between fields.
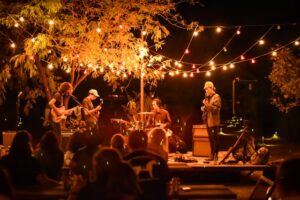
xmin=82 ymin=89 xmax=103 ymax=130
xmin=201 ymin=81 xmax=222 ymax=161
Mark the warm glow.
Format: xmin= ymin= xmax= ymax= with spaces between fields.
xmin=48 ymin=63 xmax=53 ymax=70
xmin=66 ymin=68 xmax=71 ymax=73
xmin=185 ymin=49 xmax=189 ymax=54
xmin=240 ymin=55 xmax=245 ymax=60
xmin=216 ymin=27 xmax=222 ymax=33
xmin=19 ymin=17 xmax=24 ymax=22
xmin=259 ymin=39 xmax=265 ymax=45
xmin=206 ymin=71 xmax=211 ymax=76
xmin=209 ymin=61 xmax=215 ymax=66
xmin=251 ymin=59 xmax=256 ymax=64
xmin=142 ymin=31 xmax=147 ymax=35
xmin=10 ymin=43 xmax=16 ymax=48
xmin=222 ymin=65 xmax=228 ymax=70
xmin=211 ymin=66 xmax=215 ymax=70
xmin=14 ymin=23 xmax=19 ymax=27
xmin=295 ymin=41 xmax=299 ymax=46
xmin=183 ymin=72 xmax=188 ymax=78
xmin=192 ymin=64 xmax=196 ymax=69
xmin=49 ymin=20 xmax=54 ymax=25
xmin=229 ymin=64 xmax=235 ymax=68
xmin=31 ymin=38 xmax=35 ymax=43
xmin=96 ymin=28 xmax=101 ymax=33
xmin=63 ymin=57 xmax=68 ymax=62
xmin=236 ymin=30 xmax=241 ymax=35
xmin=193 ymin=31 xmax=199 ymax=36
xmin=190 ymin=73 xmax=194 ymax=77
xmin=272 ymin=51 xmax=277 ymax=56
xmin=223 ymin=47 xmax=227 ymax=52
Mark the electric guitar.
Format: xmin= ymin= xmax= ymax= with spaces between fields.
xmin=50 ymin=106 xmax=78 ymax=123
xmin=85 ymin=99 xmax=104 ymax=121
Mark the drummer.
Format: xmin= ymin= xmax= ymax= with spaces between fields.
xmin=146 ymin=98 xmax=172 ymax=129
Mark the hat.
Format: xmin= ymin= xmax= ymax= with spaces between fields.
xmin=204 ymin=81 xmax=215 ymax=90
xmin=89 ymin=89 xmax=99 ymax=97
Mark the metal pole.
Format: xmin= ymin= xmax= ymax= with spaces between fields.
xmin=140 ymin=67 xmax=144 ymax=121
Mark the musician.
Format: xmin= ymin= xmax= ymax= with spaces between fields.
xmin=48 ymin=82 xmax=74 ymax=144
xmin=82 ymin=89 xmax=102 ymax=130
xmin=147 ymin=98 xmax=171 ymax=129
xmin=201 ymin=81 xmax=221 ymax=161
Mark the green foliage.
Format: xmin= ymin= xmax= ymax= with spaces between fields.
xmin=269 ymin=47 xmax=300 ymax=112
xmin=0 ymin=0 xmax=200 ymax=109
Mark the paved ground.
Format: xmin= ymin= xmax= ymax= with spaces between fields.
xmin=225 ymin=139 xmax=300 ymax=199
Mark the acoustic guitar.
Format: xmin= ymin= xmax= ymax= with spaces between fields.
xmin=51 ymin=106 xmax=78 ymax=123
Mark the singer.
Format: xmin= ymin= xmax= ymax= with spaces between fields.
xmin=202 ymin=81 xmax=221 ymax=161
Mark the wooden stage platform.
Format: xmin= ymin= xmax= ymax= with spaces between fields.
xmin=168 ymin=151 xmax=273 ymax=175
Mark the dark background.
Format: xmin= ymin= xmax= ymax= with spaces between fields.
xmin=1 ymin=0 xmax=299 ymax=146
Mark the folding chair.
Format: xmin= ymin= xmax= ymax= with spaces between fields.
xmin=248 ymin=175 xmax=275 ymax=200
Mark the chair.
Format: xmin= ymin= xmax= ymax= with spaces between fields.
xmin=128 ymin=155 xmax=169 ymax=200
xmin=248 ymin=175 xmax=275 ymax=200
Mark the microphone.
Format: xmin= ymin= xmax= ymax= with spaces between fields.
xmin=17 ymin=91 xmax=23 ymax=98
xmin=99 ymin=98 xmax=104 ymax=104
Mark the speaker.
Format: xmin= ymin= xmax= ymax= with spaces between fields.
xmin=192 ymin=124 xmax=211 ymax=157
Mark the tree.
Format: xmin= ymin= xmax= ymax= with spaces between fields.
xmin=269 ymin=47 xmax=300 ymax=112
xmin=0 ymin=0 xmax=200 ymax=113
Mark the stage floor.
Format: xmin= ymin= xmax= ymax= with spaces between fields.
xmin=168 ymin=151 xmax=272 ymax=173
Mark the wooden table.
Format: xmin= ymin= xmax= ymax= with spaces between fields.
xmin=169 ymin=184 xmax=237 ymax=200
xmin=15 ymin=185 xmax=68 ymax=200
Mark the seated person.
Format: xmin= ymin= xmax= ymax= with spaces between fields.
xmin=274 ymin=156 xmax=300 ymax=199
xmin=147 ymin=128 xmax=168 ymax=162
xmin=147 ymin=98 xmax=171 ymax=129
xmin=110 ymin=133 xmax=128 ymax=157
xmin=35 ymin=130 xmax=64 ymax=180
xmin=0 ymin=130 xmax=59 ymax=187
xmin=124 ymin=130 xmax=171 ymax=200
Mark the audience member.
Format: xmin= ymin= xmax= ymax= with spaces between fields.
xmin=64 ymin=129 xmax=88 ymax=167
xmin=124 ymin=130 xmax=171 ymax=200
xmin=68 ymin=147 xmax=140 ymax=200
xmin=147 ymin=128 xmax=168 ymax=162
xmin=35 ymin=130 xmax=64 ymax=180
xmin=274 ymin=156 xmax=300 ymax=199
xmin=0 ymin=130 xmax=59 ymax=187
xmin=110 ymin=133 xmax=128 ymax=157
xmin=0 ymin=166 xmax=15 ymax=200
xmin=69 ymin=129 xmax=101 ymax=178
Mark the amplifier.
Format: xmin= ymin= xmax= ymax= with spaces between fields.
xmin=192 ymin=124 xmax=211 ymax=157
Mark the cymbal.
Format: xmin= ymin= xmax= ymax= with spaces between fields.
xmin=137 ymin=112 xmax=154 ymax=115
xmin=110 ymin=118 xmax=130 ymax=124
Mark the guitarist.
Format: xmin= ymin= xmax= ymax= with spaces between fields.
xmin=48 ymin=82 xmax=74 ymax=144
xmin=82 ymin=89 xmax=102 ymax=130
xmin=201 ymin=81 xmax=222 ymax=161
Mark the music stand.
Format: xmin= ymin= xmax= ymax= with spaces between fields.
xmin=218 ymin=120 xmax=255 ymax=165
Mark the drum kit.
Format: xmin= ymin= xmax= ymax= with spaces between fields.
xmin=110 ymin=112 xmax=154 ymax=133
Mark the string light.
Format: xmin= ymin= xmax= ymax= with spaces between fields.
xmin=3 ymin=14 xmax=300 ymax=78
xmin=259 ymin=39 xmax=265 ymax=45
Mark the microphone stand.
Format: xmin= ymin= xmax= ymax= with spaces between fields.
xmin=16 ymin=92 xmax=23 ymax=130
